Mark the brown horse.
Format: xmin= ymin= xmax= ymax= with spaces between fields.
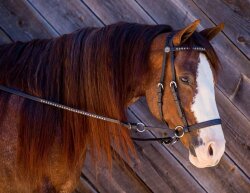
xmin=0 ymin=20 xmax=225 ymax=192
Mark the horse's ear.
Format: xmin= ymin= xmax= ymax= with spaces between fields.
xmin=200 ymin=23 xmax=224 ymax=41
xmin=173 ymin=20 xmax=200 ymax=46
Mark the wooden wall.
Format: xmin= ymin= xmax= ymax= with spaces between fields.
xmin=0 ymin=0 xmax=249 ymax=192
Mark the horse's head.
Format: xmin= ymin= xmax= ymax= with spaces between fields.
xmin=146 ymin=20 xmax=226 ymax=168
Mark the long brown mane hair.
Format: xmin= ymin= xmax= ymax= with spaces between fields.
xmin=0 ymin=23 xmax=172 ymax=180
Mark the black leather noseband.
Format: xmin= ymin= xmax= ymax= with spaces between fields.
xmin=0 ymin=32 xmax=221 ymax=145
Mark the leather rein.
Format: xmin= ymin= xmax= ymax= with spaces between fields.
xmin=0 ymin=32 xmax=221 ymax=145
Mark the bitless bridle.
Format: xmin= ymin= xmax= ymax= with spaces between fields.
xmin=0 ymin=32 xmax=221 ymax=145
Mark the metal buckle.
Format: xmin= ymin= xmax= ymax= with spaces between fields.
xmin=157 ymin=83 xmax=164 ymax=90
xmin=170 ymin=81 xmax=177 ymax=88
xmin=136 ymin=123 xmax=146 ymax=133
xmin=174 ymin=126 xmax=184 ymax=138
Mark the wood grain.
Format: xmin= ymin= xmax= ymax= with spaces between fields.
xmin=216 ymin=88 xmax=250 ymax=176
xmin=82 ymin=151 xmax=153 ymax=193
xmin=0 ymin=27 xmax=12 ymax=44
xmin=74 ymin=175 xmax=99 ymax=193
xmin=83 ymin=0 xmax=155 ymax=25
xmin=0 ymin=0 xmax=57 ymax=41
xmin=230 ymin=74 xmax=250 ymax=118
xmin=193 ymin=0 xmax=250 ymax=58
xmin=28 ymin=0 xmax=103 ymax=34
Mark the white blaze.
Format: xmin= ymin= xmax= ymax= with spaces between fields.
xmin=192 ymin=54 xmax=220 ymax=121
xmin=190 ymin=53 xmax=225 ymax=168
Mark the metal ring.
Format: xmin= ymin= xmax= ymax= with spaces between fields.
xmin=170 ymin=81 xmax=177 ymax=88
xmin=157 ymin=83 xmax=164 ymax=90
xmin=174 ymin=126 xmax=184 ymax=138
xmin=136 ymin=123 xmax=146 ymax=133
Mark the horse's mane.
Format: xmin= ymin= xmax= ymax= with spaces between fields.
xmin=0 ymin=22 xmax=172 ymax=179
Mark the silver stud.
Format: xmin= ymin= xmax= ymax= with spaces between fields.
xmin=165 ymin=46 xmax=170 ymax=53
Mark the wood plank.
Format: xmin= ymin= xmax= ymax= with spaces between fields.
xmin=74 ymin=175 xmax=99 ymax=193
xmin=82 ymin=152 xmax=153 ymax=193
xmin=83 ymin=0 xmax=155 ymax=25
xmin=137 ymin=0 xmax=250 ymax=61
xmin=216 ymin=88 xmax=250 ymax=176
xmin=193 ymin=0 xmax=250 ymax=58
xmin=0 ymin=0 xmax=57 ymax=41
xmin=0 ymin=27 xmax=12 ymax=44
xmin=230 ymin=74 xmax=250 ymax=118
xmin=28 ymin=0 xmax=103 ymax=34
xmin=129 ymin=97 xmax=250 ymax=192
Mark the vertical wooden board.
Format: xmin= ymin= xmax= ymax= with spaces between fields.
xmin=136 ymin=0 xmax=250 ymax=96
xmin=193 ymin=0 xmax=250 ymax=58
xmin=129 ymin=98 xmax=250 ymax=192
xmin=126 ymin=110 xmax=206 ymax=193
xmin=83 ymin=0 xmax=155 ymax=25
xmin=28 ymin=0 xmax=103 ymax=35
xmin=0 ymin=0 xmax=57 ymax=41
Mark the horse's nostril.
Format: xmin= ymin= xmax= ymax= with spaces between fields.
xmin=208 ymin=144 xmax=214 ymax=156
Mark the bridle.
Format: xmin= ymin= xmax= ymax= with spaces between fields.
xmin=153 ymin=32 xmax=221 ymax=144
xmin=0 ymin=32 xmax=221 ymax=145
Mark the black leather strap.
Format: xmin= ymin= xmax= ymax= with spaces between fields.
xmin=184 ymin=119 xmax=221 ymax=132
xmin=168 ymin=32 xmax=188 ymax=128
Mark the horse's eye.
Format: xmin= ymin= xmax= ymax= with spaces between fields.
xmin=180 ymin=76 xmax=190 ymax=84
